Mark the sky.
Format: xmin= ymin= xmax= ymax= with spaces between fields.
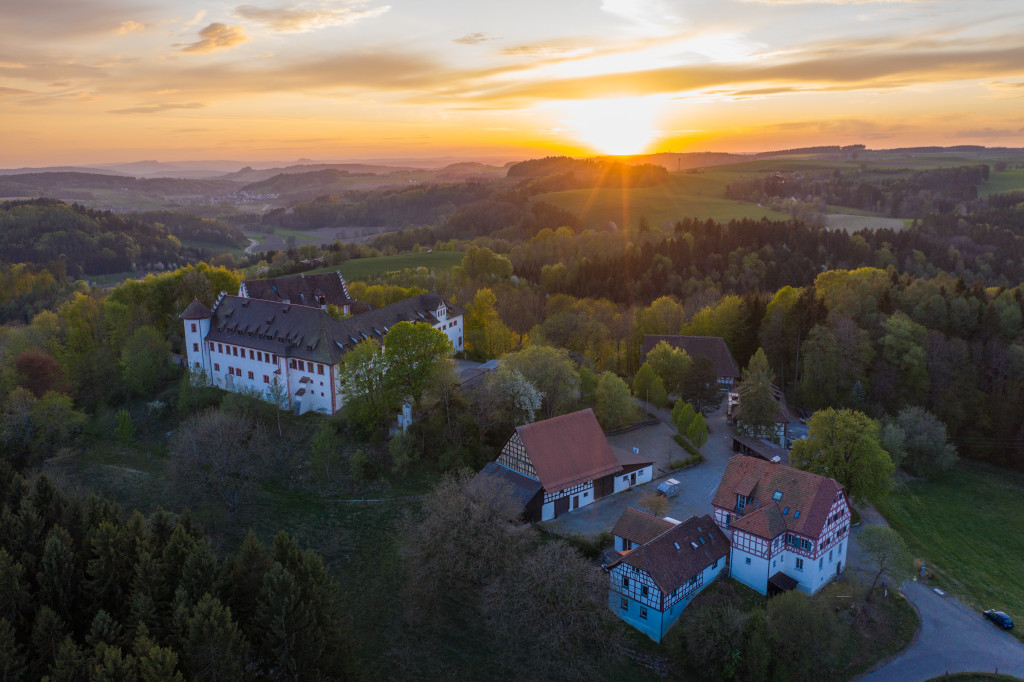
xmin=2 ymin=0 xmax=1024 ymax=165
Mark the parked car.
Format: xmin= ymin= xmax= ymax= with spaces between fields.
xmin=983 ymin=609 xmax=1014 ymax=630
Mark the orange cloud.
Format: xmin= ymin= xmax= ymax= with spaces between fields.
xmin=234 ymin=2 xmax=390 ymax=33
xmin=116 ymin=20 xmax=145 ymax=34
xmin=178 ymin=23 xmax=249 ymax=54
xmin=108 ymin=101 xmax=207 ymax=114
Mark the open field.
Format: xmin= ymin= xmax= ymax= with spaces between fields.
xmin=875 ymin=462 xmax=1024 ymax=641
xmin=243 ymin=225 xmax=400 ymax=252
xmin=180 ymin=238 xmax=247 ymax=259
xmin=305 ymin=250 xmax=465 ymax=280
xmin=824 ymin=214 xmax=907 ymax=233
xmin=981 ymin=169 xmax=1024 ymax=197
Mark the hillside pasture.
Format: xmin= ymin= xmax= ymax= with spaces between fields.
xmin=305 ymin=250 xmax=466 ymax=280
xmin=875 ymin=462 xmax=1024 ymax=641
xmin=980 ymin=169 xmax=1024 ymax=197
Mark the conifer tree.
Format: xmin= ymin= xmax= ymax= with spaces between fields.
xmin=687 ymin=413 xmax=710 ymax=451
xmin=223 ymin=531 xmax=273 ymax=632
xmin=0 ymin=548 xmax=30 ymax=629
xmin=48 ymin=636 xmax=87 ymax=682
xmin=178 ymin=594 xmax=249 ymax=682
xmin=36 ymin=526 xmax=79 ymax=624
xmin=0 ymin=617 xmax=27 ymax=681
xmin=31 ymin=605 xmax=68 ymax=676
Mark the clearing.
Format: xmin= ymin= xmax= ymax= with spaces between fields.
xmin=304 ymin=250 xmax=465 ymax=280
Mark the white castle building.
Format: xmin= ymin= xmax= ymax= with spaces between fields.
xmin=180 ymin=272 xmax=463 ymax=415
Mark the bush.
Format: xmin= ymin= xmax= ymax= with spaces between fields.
xmin=673 ymin=434 xmax=699 ymax=456
xmin=669 ymin=454 xmax=704 ymax=470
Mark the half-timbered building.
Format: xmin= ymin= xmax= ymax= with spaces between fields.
xmin=711 ymin=455 xmax=850 ymax=595
xmin=642 ymin=335 xmax=741 ymax=387
xmin=611 ymin=507 xmax=675 ymax=552
xmin=472 ymin=409 xmax=653 ymax=521
xmin=606 ymin=513 xmax=729 ymax=642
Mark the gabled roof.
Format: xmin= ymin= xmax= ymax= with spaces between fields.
xmin=612 ymin=508 xmax=674 ymax=547
xmin=613 ymin=514 xmax=729 ymax=595
xmin=642 ymin=335 xmax=740 ymax=379
xmin=189 ymin=291 xmax=462 ymax=365
xmin=179 ymin=298 xmax=212 ymax=319
xmin=712 ymin=455 xmax=844 ymax=539
xmin=242 ymin=271 xmax=357 ymax=308
xmin=733 ymin=435 xmax=790 ymax=466
xmin=515 ymin=409 xmax=622 ymax=493
xmin=469 ymin=462 xmax=543 ymax=509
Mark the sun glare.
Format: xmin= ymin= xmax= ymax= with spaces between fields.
xmin=557 ymin=97 xmax=663 ymax=156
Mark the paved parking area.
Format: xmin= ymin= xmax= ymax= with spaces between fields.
xmin=542 ymin=401 xmax=735 ymax=540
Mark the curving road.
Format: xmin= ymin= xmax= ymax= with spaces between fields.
xmin=851 ymin=508 xmax=1024 ymax=681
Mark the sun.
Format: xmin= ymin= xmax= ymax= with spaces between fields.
xmin=558 ymin=97 xmax=663 ymax=156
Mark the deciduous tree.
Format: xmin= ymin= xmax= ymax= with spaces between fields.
xmin=859 ymin=525 xmax=913 ymax=601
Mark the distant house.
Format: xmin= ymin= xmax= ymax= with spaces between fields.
xmin=711 ymin=455 xmax=850 ymax=595
xmin=240 ymin=271 xmax=371 ymax=315
xmin=471 ymin=409 xmax=654 ymax=522
xmin=606 ymin=512 xmax=729 ymax=642
xmin=729 ymin=384 xmax=800 ymax=448
xmin=732 ymin=435 xmax=790 ymax=466
xmin=642 ymin=335 xmax=740 ymax=387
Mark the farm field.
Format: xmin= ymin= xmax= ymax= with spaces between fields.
xmin=874 ymin=462 xmax=1024 ymax=641
xmin=306 ymin=250 xmax=466 ymax=280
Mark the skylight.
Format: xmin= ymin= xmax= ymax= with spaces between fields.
xmin=783 ymin=507 xmax=790 ymax=515
xmin=772 ymin=491 xmax=783 ymax=501
xmin=794 ymin=510 xmax=801 ymax=519
xmin=673 ymin=542 xmax=680 ymax=550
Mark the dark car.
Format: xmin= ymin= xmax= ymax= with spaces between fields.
xmin=983 ymin=610 xmax=1014 ymax=630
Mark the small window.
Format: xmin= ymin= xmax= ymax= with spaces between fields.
xmin=772 ymin=490 xmax=783 ymax=501
xmin=712 ymin=559 xmax=719 ymax=569
xmin=218 ymin=343 xmax=223 ymax=352
xmin=249 ymin=350 xmax=255 ymax=359
xmin=796 ymin=558 xmax=804 ymax=570
xmin=623 ymin=577 xmax=629 ymax=588
xmin=263 ymin=375 xmax=269 ymax=383
xmin=209 ymin=342 xmax=214 ymax=351
xmin=745 ymin=557 xmax=751 ymax=565
xmin=819 ymin=558 xmax=824 ymax=569
xmin=838 ymin=542 xmax=842 ymax=554
xmin=620 ymin=598 xmax=628 ymax=610
xmin=191 ymin=323 xmax=197 ymax=332
xmin=829 ymin=550 xmax=833 ymax=562
xmin=214 ymin=363 xmax=220 ymax=371
xmin=233 ymin=347 xmax=239 ymax=357
xmin=639 ymin=608 xmax=648 ymax=620
xmin=794 ymin=510 xmax=801 ymax=520
xmin=783 ymin=507 xmax=790 ymax=516
xmin=641 ymin=585 xmax=648 ymax=597
xmin=248 ymin=371 xmax=254 ymax=380
xmin=193 ymin=343 xmax=199 ymax=352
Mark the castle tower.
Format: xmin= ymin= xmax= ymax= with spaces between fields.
xmin=179 ymin=298 xmax=213 ymax=374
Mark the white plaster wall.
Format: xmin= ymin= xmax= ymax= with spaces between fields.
xmin=730 ymin=547 xmax=770 ymax=595
xmin=613 ymin=465 xmax=653 ymax=493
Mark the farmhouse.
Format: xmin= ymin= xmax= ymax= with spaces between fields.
xmin=180 ymin=283 xmax=464 ymax=414
xmin=642 ymin=335 xmax=740 ymax=387
xmin=606 ymin=511 xmax=729 ymax=642
xmin=711 ymin=455 xmax=850 ymax=595
xmin=239 ymin=271 xmax=371 ymax=315
xmin=473 ymin=409 xmax=654 ymax=522
xmin=729 ymin=384 xmax=800 ymax=448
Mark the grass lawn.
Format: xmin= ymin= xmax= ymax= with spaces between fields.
xmin=304 ymin=250 xmax=465 ymax=280
xmin=875 ymin=461 xmax=1024 ymax=640
xmin=180 ymin=238 xmax=246 ymax=259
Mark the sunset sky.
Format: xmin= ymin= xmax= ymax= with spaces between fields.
xmin=3 ymin=0 xmax=1024 ymax=165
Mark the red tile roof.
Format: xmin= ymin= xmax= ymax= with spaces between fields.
xmin=179 ymin=298 xmax=212 ymax=319
xmin=612 ymin=508 xmax=674 ymax=547
xmin=516 ymin=409 xmax=622 ymax=493
xmin=712 ymin=455 xmax=843 ymax=539
xmin=612 ymin=514 xmax=729 ymax=595
xmin=642 ymin=335 xmax=740 ymax=380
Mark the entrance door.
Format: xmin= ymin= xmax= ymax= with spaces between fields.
xmin=572 ymin=495 xmax=579 ymax=510
xmin=630 ymin=472 xmax=637 ymax=486
xmin=554 ymin=496 xmax=570 ymax=517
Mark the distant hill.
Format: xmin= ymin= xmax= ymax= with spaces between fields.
xmin=0 ymin=172 xmax=238 ymax=201
xmin=0 ymin=166 xmax=128 ymax=177
xmin=506 ymin=156 xmax=669 ymax=187
xmin=0 ymin=199 xmax=211 ymax=276
xmin=220 ymin=163 xmax=417 ymax=183
xmin=239 ymin=169 xmax=359 ymax=195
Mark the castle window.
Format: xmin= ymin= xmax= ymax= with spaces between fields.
xmin=218 ymin=344 xmax=223 ymax=353
xmin=191 ymin=323 xmax=197 ymax=332
xmin=317 ymin=365 xmax=324 ymax=375
xmin=263 ymin=375 xmax=269 ymax=383
xmin=214 ymin=363 xmax=220 ymax=371
xmin=193 ymin=343 xmax=199 ymax=352
xmin=248 ymin=371 xmax=254 ymax=380
xmin=249 ymin=350 xmax=254 ymax=359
